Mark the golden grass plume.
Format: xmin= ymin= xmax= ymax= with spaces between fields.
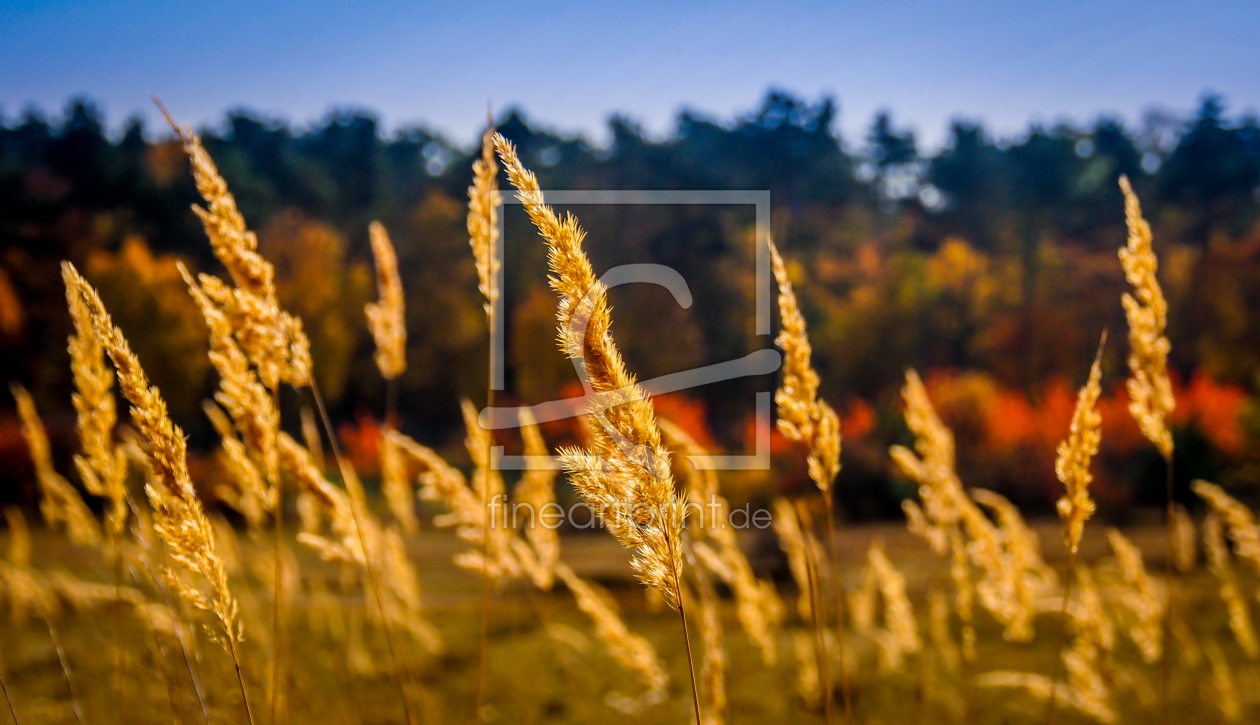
xmin=62 ymin=262 xmax=241 ymax=649
xmin=181 ymin=264 xmax=279 ymax=492
xmin=1055 ymin=336 xmax=1105 ymax=555
xmin=512 ymin=408 xmax=561 ymax=589
xmin=160 ymin=104 xmax=310 ymax=390
xmin=366 ymin=221 xmax=407 ymax=380
xmin=1117 ymin=175 xmax=1173 ymax=460
xmin=379 ymin=429 xmax=419 ymax=534
xmin=1193 ymin=480 xmax=1260 ymax=574
xmin=65 ymin=280 xmax=128 ymax=536
xmin=554 ymin=562 xmax=669 ymax=694
xmin=662 ymin=419 xmax=782 ymax=666
xmin=495 ymin=133 xmax=686 ymax=609
xmin=1105 ymin=528 xmax=1164 ymax=664
xmin=11 ymin=383 xmax=101 ymax=549
xmin=768 ymin=240 xmax=841 ymax=494
xmin=1203 ymin=511 xmax=1259 ymax=659
xmin=468 ymin=128 xmax=502 ymax=316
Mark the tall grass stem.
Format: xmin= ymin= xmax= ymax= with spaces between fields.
xmin=309 ymin=379 xmax=417 ymax=725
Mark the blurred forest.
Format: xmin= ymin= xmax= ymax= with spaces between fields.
xmin=3 ymin=90 xmax=1260 ymax=518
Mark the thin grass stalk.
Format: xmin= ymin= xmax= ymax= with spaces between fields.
xmin=1160 ymin=457 xmax=1174 ymax=722
xmin=1047 ymin=335 xmax=1104 ymax=723
xmin=1044 ymin=552 xmax=1077 ymax=725
xmin=129 ymin=496 xmax=210 ymax=724
xmin=769 ymin=240 xmax=848 ymax=719
xmin=228 ymin=636 xmax=255 ymax=725
xmin=141 ymin=602 xmax=184 ymax=725
xmin=823 ymin=494 xmax=853 ymax=724
xmin=150 ymin=538 xmax=210 ymax=725
xmin=171 ymin=612 xmax=210 ymax=724
xmin=495 ymin=133 xmax=699 ymax=724
xmin=308 ymin=379 xmax=416 ymax=725
xmin=66 ymin=264 xmax=253 ymax=725
xmin=0 ymin=661 xmax=17 ymax=725
xmin=271 ymin=385 xmax=285 ymax=725
xmin=474 ymin=314 xmax=495 ymax=723
xmin=796 ymin=500 xmax=833 ymax=725
xmin=666 ymin=531 xmax=703 ymax=725
xmin=385 ymin=378 xmax=399 ymax=431
xmin=114 ymin=531 xmax=124 ymax=723
xmin=44 ymin=616 xmax=84 ymax=725
xmin=468 ymin=122 xmax=501 ymax=722
xmin=1118 ymin=177 xmax=1174 ymax=724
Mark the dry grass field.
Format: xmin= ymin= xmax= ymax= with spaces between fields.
xmin=2 ymin=112 xmax=1259 ymax=725
xmin=2 ymin=519 xmax=1250 ymax=725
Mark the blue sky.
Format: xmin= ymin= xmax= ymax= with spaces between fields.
xmin=1 ymin=0 xmax=1256 ymax=150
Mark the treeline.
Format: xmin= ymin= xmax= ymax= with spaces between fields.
xmin=2 ymin=91 xmax=1259 ymax=511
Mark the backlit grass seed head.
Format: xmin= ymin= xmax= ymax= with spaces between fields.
xmin=1118 ymin=176 xmax=1173 ymax=460
xmin=772 ymin=497 xmax=814 ymax=620
xmin=468 ymin=128 xmax=502 ymax=316
xmin=1193 ymin=480 xmax=1260 ymax=575
xmin=977 ymin=671 xmax=1116 ymax=724
xmin=663 ymin=419 xmax=781 ymax=665
xmin=457 ymin=399 xmax=519 ymax=580
xmin=514 ymin=408 xmax=561 ymax=589
xmin=948 ymin=528 xmax=977 ymax=662
xmin=365 ymin=221 xmax=407 ymax=380
xmin=181 ymin=264 xmax=279 ymax=490
xmin=555 ymin=562 xmax=669 ymax=694
xmin=1056 ymin=336 xmax=1104 ymax=554
xmin=1203 ymin=512 xmax=1259 ymax=659
xmin=1072 ymin=565 xmax=1115 ymax=653
xmin=62 ymin=262 xmax=240 ymax=646
xmin=865 ymin=544 xmax=922 ymax=670
xmin=892 ymin=369 xmax=966 ymax=544
xmin=5 ymin=506 xmax=31 ymax=567
xmin=159 ymin=105 xmax=269 ymax=295
xmin=278 ymin=432 xmax=442 ymax=653
xmin=12 ymin=383 xmax=101 ymax=548
xmin=0 ymin=556 xmax=62 ymax=623
xmin=894 ymin=370 xmax=1016 ymax=640
xmin=1106 ymin=528 xmax=1163 ymax=663
xmin=496 ymin=133 xmax=685 ymax=608
xmin=1206 ymin=639 xmax=1243 ymax=723
xmin=928 ymin=587 xmax=961 ymax=672
xmin=768 ymin=240 xmax=840 ymax=493
xmin=792 ymin=630 xmax=821 ymax=706
xmin=160 ymin=105 xmax=311 ymax=389
xmin=396 ymin=422 xmax=518 ymax=581
xmin=973 ymin=488 xmax=1054 ymax=642
xmin=379 ymin=526 xmax=442 ymax=653
xmin=379 ymin=430 xmax=418 ymax=534
xmin=279 ymin=433 xmax=364 ymax=566
xmin=65 ymin=280 xmax=128 ymax=536
xmin=206 ymin=401 xmax=269 ymax=531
